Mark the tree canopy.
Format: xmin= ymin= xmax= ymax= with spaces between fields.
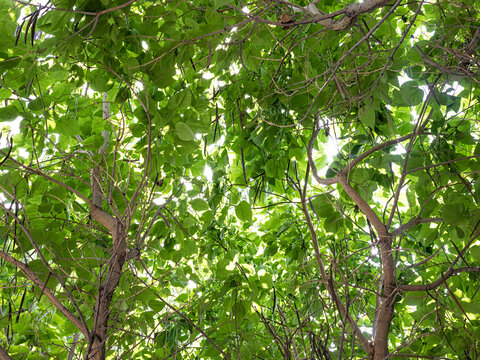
xmin=1 ymin=0 xmax=480 ymax=359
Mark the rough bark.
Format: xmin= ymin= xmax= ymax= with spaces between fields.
xmin=88 ymin=221 xmax=127 ymax=360
xmin=373 ymin=238 xmax=397 ymax=360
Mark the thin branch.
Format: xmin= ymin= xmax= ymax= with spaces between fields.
xmin=401 ymin=247 xmax=442 ymax=271
xmin=306 ymin=119 xmax=338 ymax=186
xmin=299 ymin=0 xmax=403 ymax=122
xmin=343 ymin=133 xmax=422 ymax=174
xmin=386 ymin=106 xmax=434 ymax=228
xmin=299 ymin=173 xmax=371 ymax=354
xmin=0 ymin=197 xmax=91 ymax=334
xmin=399 ymin=223 xmax=480 ymax=291
xmin=153 ymin=288 xmax=231 ymax=359
xmin=391 ymin=217 xmax=442 ymax=237
xmin=404 ymin=156 xmax=479 ymax=176
xmin=399 ymin=267 xmax=480 ymax=292
xmin=0 ymin=156 xmax=90 ymax=204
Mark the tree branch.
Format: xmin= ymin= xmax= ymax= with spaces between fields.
xmin=299 ymin=174 xmax=371 ymax=355
xmin=0 ymin=157 xmax=90 ymax=204
xmin=0 ymin=345 xmax=13 ymax=360
xmin=398 ymin=267 xmax=480 ymax=292
xmin=399 ymin=223 xmax=480 ymax=292
xmin=280 ymin=0 xmax=392 ymax=31
xmin=337 ymin=173 xmax=387 ymax=237
xmin=386 ymin=106 xmax=434 ymax=228
xmin=391 ymin=217 xmax=442 ymax=237
xmin=0 ymin=250 xmax=89 ymax=337
xmin=306 ymin=120 xmax=338 ymax=186
xmin=342 ymin=133 xmax=420 ymax=174
xmin=0 ymin=198 xmax=90 ymax=334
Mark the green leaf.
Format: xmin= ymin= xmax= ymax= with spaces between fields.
xmin=190 ymin=198 xmax=209 ymax=211
xmin=235 ymin=201 xmax=252 ymax=222
xmin=0 ymin=87 xmax=12 ymax=101
xmin=0 ymin=104 xmax=20 ymax=121
xmin=148 ymin=299 xmax=165 ymax=313
xmin=88 ymin=70 xmax=112 ymax=92
xmin=311 ymin=194 xmax=336 ymax=218
xmin=27 ymin=97 xmax=45 ymax=111
xmin=214 ymin=0 xmax=231 ymax=9
xmin=48 ymin=64 xmax=69 ymax=81
xmin=359 ymin=106 xmax=376 ymax=128
xmin=0 ymin=57 xmax=21 ymax=71
xmin=394 ymin=81 xmax=424 ymax=106
xmin=471 ymin=246 xmax=480 ymax=262
xmin=175 ymin=121 xmax=195 ymax=141
xmin=440 ymin=203 xmax=465 ymax=225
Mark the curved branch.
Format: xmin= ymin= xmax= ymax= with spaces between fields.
xmin=306 ymin=121 xmax=338 ymax=186
xmin=337 ymin=173 xmax=387 ymax=237
xmin=308 ymin=0 xmax=392 ymax=31
xmin=0 ymin=136 xmax=13 ymax=166
xmin=90 ymin=205 xmax=116 ymax=233
xmin=0 ymin=156 xmax=90 ymax=204
xmin=343 ymin=133 xmax=419 ymax=174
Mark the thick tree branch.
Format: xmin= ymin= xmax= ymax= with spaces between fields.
xmin=307 ymin=117 xmax=397 ymax=359
xmin=337 ymin=173 xmax=387 ymax=237
xmin=307 ymin=0 xmax=391 ymax=31
xmin=85 ymin=95 xmax=129 ymax=360
xmin=331 ymin=141 xmax=397 ymax=359
xmin=278 ymin=0 xmax=392 ymax=31
xmin=88 ymin=222 xmax=127 ymax=360
xmin=90 ymin=205 xmax=116 ymax=233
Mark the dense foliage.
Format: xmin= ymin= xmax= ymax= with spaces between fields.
xmin=1 ymin=0 xmax=480 ymax=359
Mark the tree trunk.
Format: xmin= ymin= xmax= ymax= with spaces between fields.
xmin=88 ymin=223 xmax=127 ymax=360
xmin=373 ymin=238 xmax=397 ymax=360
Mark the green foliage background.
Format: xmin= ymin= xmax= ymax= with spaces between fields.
xmin=0 ymin=0 xmax=480 ymax=359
